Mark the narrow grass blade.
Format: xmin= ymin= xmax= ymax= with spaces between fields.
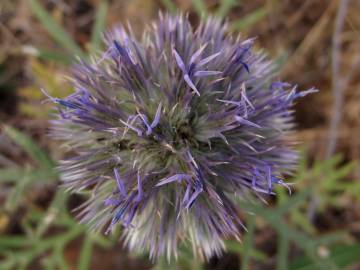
xmin=54 ymin=245 xmax=70 ymax=270
xmin=3 ymin=126 xmax=54 ymax=170
xmin=28 ymin=0 xmax=87 ymax=59
xmin=226 ymin=240 xmax=267 ymax=262
xmin=5 ymin=172 xmax=31 ymax=212
xmin=231 ymin=7 xmax=268 ymax=31
xmin=277 ymin=234 xmax=289 ymax=270
xmin=238 ymin=200 xmax=336 ymax=269
xmin=0 ymin=236 xmax=31 ymax=249
xmin=22 ymin=45 xmax=72 ymax=64
xmin=77 ymin=236 xmax=93 ymax=270
xmin=290 ymin=244 xmax=360 ymax=270
xmin=153 ymin=256 xmax=177 ymax=270
xmin=37 ymin=48 xmax=73 ymax=64
xmin=91 ymin=0 xmax=108 ymax=51
xmin=192 ymin=0 xmax=208 ymax=17
xmin=241 ymin=215 xmax=256 ymax=270
xmin=0 ymin=168 xmax=25 ymax=183
xmin=216 ymin=0 xmax=238 ymax=19
xmin=275 ymin=189 xmax=311 ymax=216
xmin=160 ymin=0 xmax=177 ymax=14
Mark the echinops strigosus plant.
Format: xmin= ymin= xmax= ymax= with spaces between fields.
xmin=44 ymin=13 xmax=316 ymax=261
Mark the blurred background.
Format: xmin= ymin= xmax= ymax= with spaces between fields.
xmin=0 ymin=0 xmax=359 ymax=269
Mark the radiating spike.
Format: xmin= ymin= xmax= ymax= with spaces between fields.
xmin=184 ymin=74 xmax=200 ymax=96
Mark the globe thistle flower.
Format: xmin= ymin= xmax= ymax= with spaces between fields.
xmin=46 ymin=13 xmax=316 ymax=260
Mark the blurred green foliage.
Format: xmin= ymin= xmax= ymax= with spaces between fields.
xmin=1 ymin=126 xmax=359 ymax=269
xmin=28 ymin=0 xmax=108 ymax=63
xmin=0 ymin=127 xmax=116 ymax=270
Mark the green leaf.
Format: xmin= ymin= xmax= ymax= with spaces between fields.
xmin=231 ymin=7 xmax=268 ymax=31
xmin=91 ymin=0 xmax=108 ymax=51
xmin=3 ymin=126 xmax=55 ymax=171
xmin=226 ymin=240 xmax=267 ymax=262
xmin=53 ymin=245 xmax=69 ymax=270
xmin=275 ymin=189 xmax=311 ymax=216
xmin=0 ymin=168 xmax=25 ymax=183
xmin=5 ymin=172 xmax=31 ymax=212
xmin=192 ymin=0 xmax=208 ymax=17
xmin=28 ymin=0 xmax=87 ymax=59
xmin=91 ymin=234 xmax=113 ymax=249
xmin=291 ymin=210 xmax=315 ymax=234
xmin=152 ymin=256 xmax=178 ymax=270
xmin=238 ymin=200 xmax=338 ymax=269
xmin=22 ymin=45 xmax=73 ymax=64
xmin=0 ymin=254 xmax=16 ymax=269
xmin=159 ymin=0 xmax=177 ymax=14
xmin=324 ymin=162 xmax=354 ymax=187
xmin=36 ymin=48 xmax=73 ymax=64
xmin=77 ymin=236 xmax=93 ymax=270
xmin=272 ymin=52 xmax=289 ymax=72
xmin=277 ymin=234 xmax=289 ymax=270
xmin=34 ymin=189 xmax=70 ymax=238
xmin=216 ymin=0 xmax=238 ymax=19
xmin=315 ymin=232 xmax=348 ymax=246
xmin=0 ymin=236 xmax=30 ymax=249
xmin=241 ymin=215 xmax=256 ymax=270
xmin=290 ymin=244 xmax=360 ymax=270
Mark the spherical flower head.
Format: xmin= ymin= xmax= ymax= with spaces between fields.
xmin=48 ymin=13 xmax=316 ymax=260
